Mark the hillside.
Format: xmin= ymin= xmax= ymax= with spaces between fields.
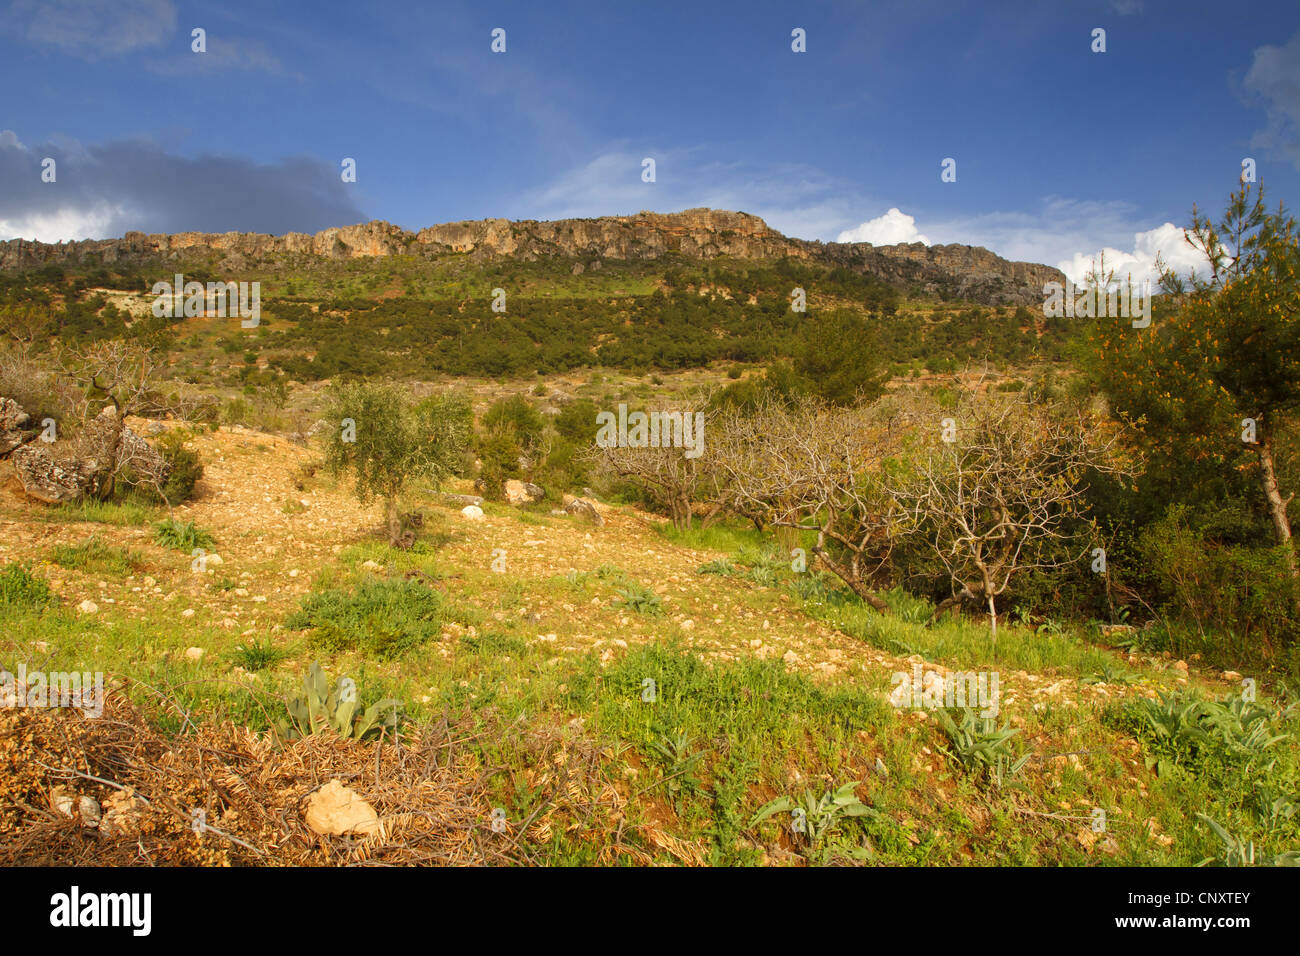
xmin=0 ymin=421 xmax=1262 ymax=865
xmin=0 ymin=208 xmax=1064 ymax=307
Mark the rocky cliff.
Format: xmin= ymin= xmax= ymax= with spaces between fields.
xmin=0 ymin=209 xmax=1064 ymax=305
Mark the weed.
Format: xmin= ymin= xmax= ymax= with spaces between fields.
xmin=275 ymin=662 xmax=400 ymax=741
xmin=50 ymin=537 xmax=146 ymax=576
xmin=614 ymin=581 xmax=663 ymax=616
xmin=286 ymin=577 xmax=444 ymax=659
xmin=936 ymin=707 xmax=1031 ymax=788
xmin=153 ymin=519 xmax=216 ymax=552
xmin=697 ymin=558 xmax=737 ymax=576
xmin=0 ymin=563 xmax=52 ymax=609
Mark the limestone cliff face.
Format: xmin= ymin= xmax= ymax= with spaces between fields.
xmin=0 ymin=208 xmax=1063 ymax=305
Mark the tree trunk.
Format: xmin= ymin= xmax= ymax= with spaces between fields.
xmin=385 ymin=498 xmax=402 ymax=547
xmin=928 ymin=586 xmax=977 ymax=626
xmin=812 ymin=546 xmax=891 ymax=613
xmin=1256 ymin=425 xmax=1298 ymax=578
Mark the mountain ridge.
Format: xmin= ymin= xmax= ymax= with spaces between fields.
xmin=0 ymin=208 xmax=1063 ymax=306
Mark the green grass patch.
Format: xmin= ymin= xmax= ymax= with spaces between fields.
xmin=0 ymin=563 xmax=53 ymax=609
xmin=153 ymin=518 xmax=216 ymax=552
xmin=48 ymin=497 xmax=156 ymax=526
xmin=286 ymin=577 xmax=446 ymax=659
xmin=50 ymin=537 xmax=147 ymax=576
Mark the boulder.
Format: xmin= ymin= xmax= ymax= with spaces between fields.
xmin=12 ymin=406 xmax=169 ymax=504
xmin=564 ymin=496 xmax=604 ymax=526
xmin=0 ymin=396 xmax=32 ymax=456
xmin=12 ymin=444 xmax=109 ymax=503
xmin=504 ymin=479 xmax=545 ymax=505
xmin=460 ymin=504 xmax=485 ymax=521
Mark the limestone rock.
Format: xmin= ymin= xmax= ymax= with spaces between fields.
xmin=305 ymin=780 xmax=381 ymax=837
xmin=0 ymin=396 xmax=32 ymax=456
xmin=12 ymin=444 xmax=108 ymax=503
xmin=460 ymin=504 xmax=485 ymax=521
xmin=504 ymin=479 xmax=545 ymax=505
xmin=563 ymin=496 xmax=604 ymax=526
xmin=0 ymin=209 xmax=1063 ymax=306
xmin=11 ymin=406 xmax=169 ymax=504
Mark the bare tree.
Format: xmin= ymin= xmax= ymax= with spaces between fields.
xmin=587 ymin=404 xmax=718 ymax=531
xmin=888 ymin=384 xmax=1129 ymax=637
xmin=711 ymin=393 xmax=923 ymax=611
xmin=59 ymin=342 xmax=170 ymax=500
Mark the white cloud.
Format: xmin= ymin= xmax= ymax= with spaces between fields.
xmin=1244 ymin=30 xmax=1300 ymax=168
xmin=836 ymin=208 xmax=930 ymax=246
xmin=833 ymin=199 xmax=1211 ymax=285
xmin=1054 ymin=222 xmax=1207 ymax=287
xmin=8 ymin=0 xmax=176 ymax=58
xmin=0 ymin=204 xmax=127 ymax=243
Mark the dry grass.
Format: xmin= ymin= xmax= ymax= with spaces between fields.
xmin=0 ymin=687 xmax=523 ymax=866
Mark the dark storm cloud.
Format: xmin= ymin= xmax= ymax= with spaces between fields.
xmin=0 ymin=132 xmax=369 ymax=240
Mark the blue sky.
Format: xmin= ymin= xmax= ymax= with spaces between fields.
xmin=2 ymin=0 xmax=1299 ymax=282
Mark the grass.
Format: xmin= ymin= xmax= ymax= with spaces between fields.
xmin=50 ymin=537 xmax=147 ymax=576
xmin=0 ymin=563 xmax=53 ymax=609
xmin=47 ymin=497 xmax=156 ymax=526
xmin=286 ymin=577 xmax=447 ymax=660
xmin=226 ymin=637 xmax=289 ymax=672
xmin=153 ymin=518 xmax=217 ymax=552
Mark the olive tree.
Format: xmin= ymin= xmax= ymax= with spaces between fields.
xmin=322 ymin=381 xmax=471 ymax=547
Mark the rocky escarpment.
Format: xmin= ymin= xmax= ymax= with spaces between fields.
xmin=0 ymin=208 xmax=1064 ymax=306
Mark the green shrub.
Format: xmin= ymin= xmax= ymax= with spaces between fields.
xmin=286 ymin=578 xmax=444 ymax=659
xmin=477 ymin=428 xmax=523 ymax=495
xmin=154 ymin=431 xmax=204 ymax=503
xmin=1136 ymin=508 xmax=1300 ymax=663
xmin=552 ymin=399 xmax=600 ymax=445
xmin=153 ymin=519 xmax=216 ymax=552
xmin=222 ymin=397 xmax=251 ymax=426
xmin=482 ymin=395 xmax=545 ymax=453
xmin=0 ymin=563 xmax=52 ymax=609
xmin=535 ymin=436 xmax=589 ymax=493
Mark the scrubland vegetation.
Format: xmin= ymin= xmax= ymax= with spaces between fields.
xmin=1 ymin=183 xmax=1297 ymax=866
